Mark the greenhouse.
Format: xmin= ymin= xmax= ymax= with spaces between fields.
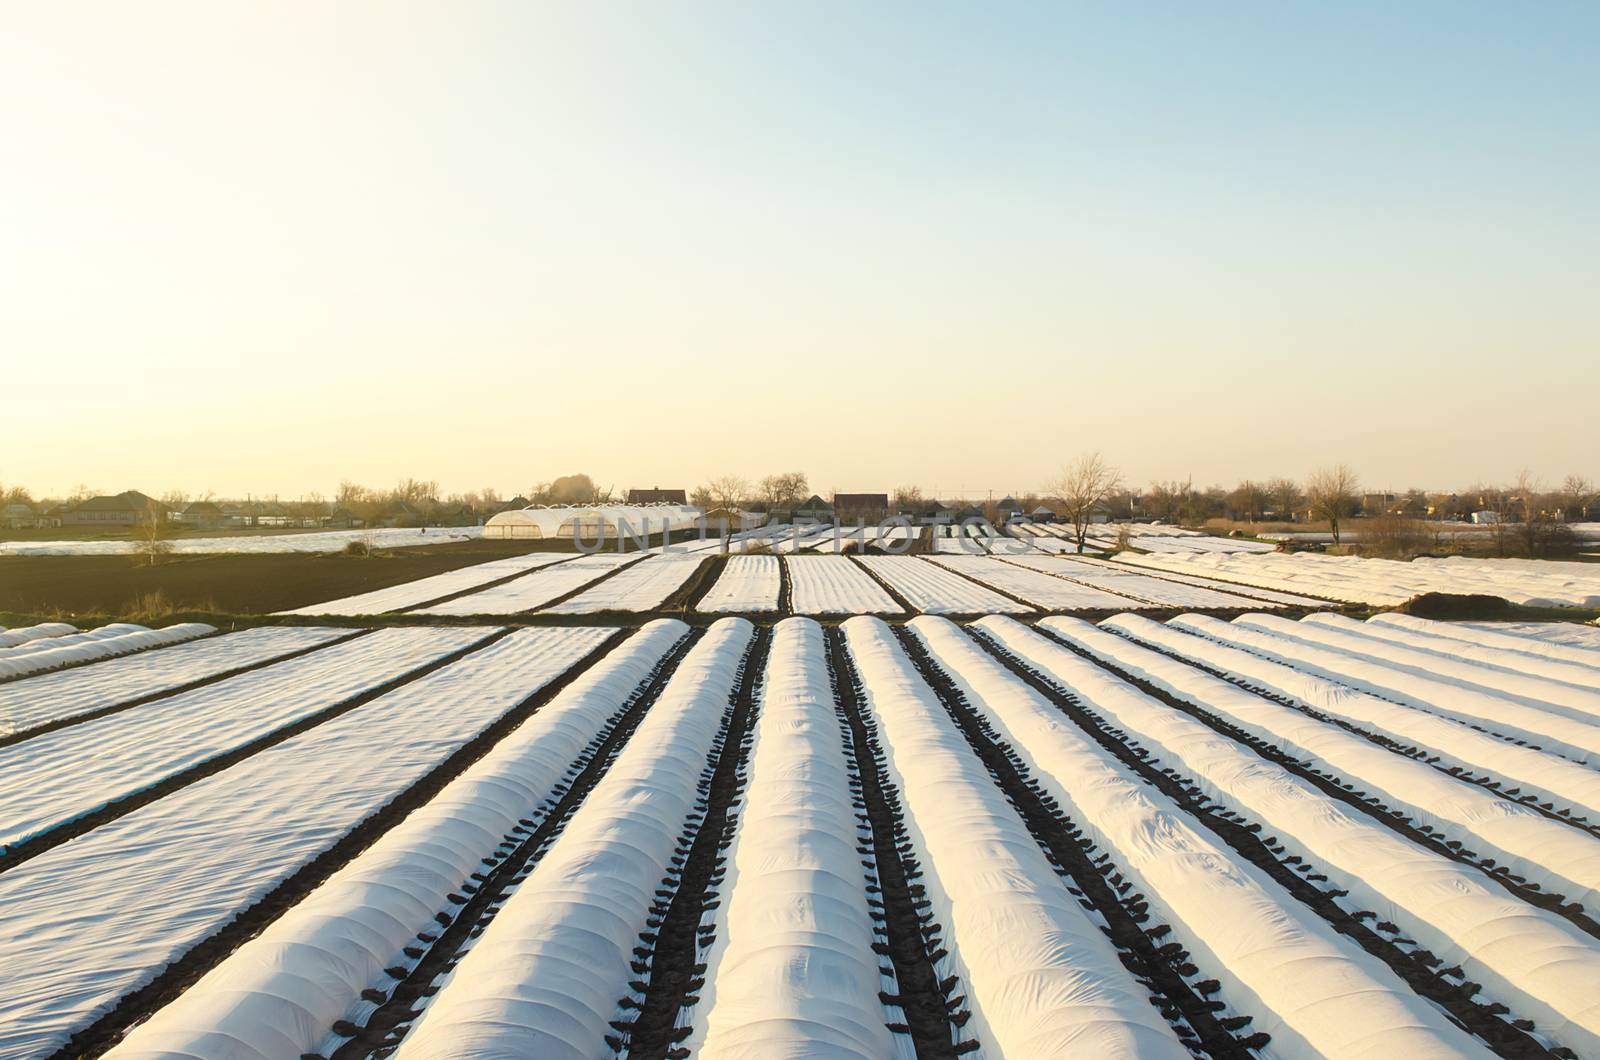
xmin=482 ymin=503 xmax=703 ymax=541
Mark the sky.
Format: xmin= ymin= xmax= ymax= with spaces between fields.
xmin=3 ymin=1 xmax=1596 ymax=501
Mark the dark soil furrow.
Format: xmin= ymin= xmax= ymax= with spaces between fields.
xmin=62 ymin=626 xmax=631 ymax=1059
xmin=2 ymin=628 xmax=506 ymax=875
xmin=0 ymin=627 xmax=372 ymax=747
xmin=892 ymin=626 xmax=1252 ymax=1057
xmin=826 ymin=626 xmax=960 ymax=1059
xmin=966 ymin=625 xmax=1559 ymax=1059
xmin=1039 ymin=626 xmax=1600 ymax=940
xmin=622 ymin=626 xmax=771 ymax=1058
xmin=330 ymin=627 xmax=701 ymax=1060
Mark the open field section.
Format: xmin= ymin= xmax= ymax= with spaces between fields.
xmin=387 ymin=620 xmax=756 ymax=1057
xmin=0 ymin=625 xmax=358 ymax=739
xmin=1094 ymin=557 xmax=1334 ymax=607
xmin=278 ymin=553 xmax=578 ymax=616
xmin=999 ymin=555 xmax=1273 ymax=609
xmin=1175 ymin=615 xmax=1600 ymax=765
xmin=548 ymin=553 xmax=706 ymax=614
xmin=0 ymin=628 xmax=494 ymax=855
xmin=695 ymin=555 xmax=782 ymax=613
xmin=412 ymin=552 xmax=641 ymax=615
xmin=682 ymin=619 xmax=901 ymax=1059
xmin=1244 ymin=613 xmax=1600 ymax=725
xmin=0 ymin=623 xmax=214 ymax=682
xmin=927 ymin=555 xmax=1140 ymax=610
xmin=912 ymin=616 xmax=1496 ymax=1059
xmin=979 ymin=616 xmax=1600 ymax=1056
xmin=855 ymin=555 xmax=1028 ymax=614
xmin=1105 ymin=615 xmax=1600 ymax=827
xmin=1048 ymin=619 xmax=1600 ymax=923
xmin=785 ymin=556 xmax=902 ymax=614
xmin=103 ymin=621 xmax=686 ymax=1060
xmin=0 ymin=627 xmax=615 ymax=1060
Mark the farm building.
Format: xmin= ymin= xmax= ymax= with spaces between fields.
xmin=177 ymin=501 xmax=228 ymax=529
xmin=1030 ymin=505 xmax=1057 ymax=523
xmin=483 ymin=503 xmax=702 ymax=540
xmin=626 ymin=487 xmax=688 ymax=504
xmin=795 ymin=495 xmax=833 ymax=521
xmin=996 ymin=495 xmax=1024 ymax=521
xmin=832 ymin=493 xmax=888 ymax=522
xmin=2 ymin=501 xmax=38 ymax=528
xmin=61 ymin=490 xmax=165 ymax=526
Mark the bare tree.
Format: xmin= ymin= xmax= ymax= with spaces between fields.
xmin=1306 ymin=464 xmax=1360 ymax=545
xmin=1228 ymin=480 xmax=1266 ymax=523
xmin=133 ymin=498 xmax=173 ymax=567
xmin=758 ymin=471 xmax=808 ymax=512
xmin=1264 ymin=477 xmax=1302 ymax=521
xmin=701 ymin=475 xmax=751 ymax=553
xmin=1558 ymin=474 xmax=1597 ymax=522
xmin=1049 ymin=452 xmax=1122 ymax=554
xmin=1509 ymin=471 xmax=1576 ymax=558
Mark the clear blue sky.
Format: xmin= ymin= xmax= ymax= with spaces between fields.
xmin=3 ymin=2 xmax=1595 ymax=500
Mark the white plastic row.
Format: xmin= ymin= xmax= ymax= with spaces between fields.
xmin=0 ymin=624 xmax=214 ymax=682
xmin=696 ymin=555 xmax=783 ymax=612
xmin=277 ymin=552 xmax=577 ymax=615
xmin=927 ymin=555 xmax=1133 ymax=610
xmin=548 ymin=553 xmax=706 ymax=614
xmin=1050 ymin=619 xmax=1600 ymax=921
xmin=394 ymin=619 xmax=756 ymax=1057
xmin=689 ymin=619 xmax=898 ymax=1058
xmin=0 ymin=626 xmax=354 ymax=735
xmin=1176 ymin=615 xmax=1600 ymax=764
xmin=0 ymin=627 xmax=612 ymax=1060
xmin=936 ymin=617 xmax=1492 ymax=1059
xmin=986 ymin=617 xmax=1600 ymax=1056
xmin=1373 ymin=613 xmax=1600 ymax=670
xmin=0 ymin=627 xmax=494 ymax=852
xmin=855 ymin=555 xmax=1028 ymax=614
xmin=1106 ymin=615 xmax=1600 ymax=827
xmin=785 ymin=556 xmax=902 ymax=615
xmin=842 ymin=616 xmax=1190 ymax=1058
xmin=0 ymin=621 xmax=77 ymax=649
xmin=1257 ymin=613 xmax=1600 ymax=724
xmin=108 ymin=622 xmax=685 ymax=1060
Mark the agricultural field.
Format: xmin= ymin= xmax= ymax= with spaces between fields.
xmin=1 ymin=604 xmax=1597 ymax=1058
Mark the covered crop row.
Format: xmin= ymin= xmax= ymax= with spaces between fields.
xmin=785 ymin=556 xmax=902 ymax=614
xmin=549 ymin=553 xmax=706 ymax=614
xmin=983 ymin=617 xmax=1600 ymax=1056
xmin=0 ymin=625 xmax=357 ymax=738
xmin=856 ymin=555 xmax=1028 ymax=614
xmin=106 ymin=622 xmax=687 ymax=1060
xmin=1001 ymin=555 xmax=1270 ymax=609
xmin=0 ymin=627 xmax=498 ymax=856
xmin=695 ymin=554 xmax=783 ymax=612
xmin=928 ymin=555 xmax=1136 ymax=610
xmin=0 ymin=623 xmax=214 ymax=682
xmin=278 ymin=553 xmax=578 ymax=615
xmin=413 ymin=552 xmax=642 ymax=614
xmin=0 ymin=627 xmax=616 ymax=1059
xmin=388 ymin=620 xmax=756 ymax=1057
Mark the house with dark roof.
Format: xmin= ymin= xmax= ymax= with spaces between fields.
xmin=996 ymin=495 xmax=1025 ymax=521
xmin=178 ymin=501 xmax=228 ymax=529
xmin=795 ymin=494 xmax=833 ymax=521
xmin=324 ymin=507 xmax=364 ymax=529
xmin=2 ymin=501 xmax=38 ymax=529
xmin=61 ymin=490 xmax=166 ymax=526
xmin=627 ymin=487 xmax=688 ymax=505
xmin=832 ymin=493 xmax=888 ymax=523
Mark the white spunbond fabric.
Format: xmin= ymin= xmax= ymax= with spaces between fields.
xmin=548 ymin=554 xmax=705 ymax=614
xmin=690 ymin=618 xmax=895 ymax=1059
xmin=394 ymin=618 xmax=755 ymax=1059
xmin=1314 ymin=614 xmax=1600 ymax=688
xmin=999 ymin=556 xmax=1266 ymax=609
xmin=855 ymin=555 xmax=1028 ymax=614
xmin=926 ymin=556 xmax=1132 ymax=610
xmin=993 ymin=618 xmax=1600 ymax=1057
xmin=0 ymin=625 xmax=354 ymax=735
xmin=1046 ymin=619 xmax=1600 ymax=920
xmin=1378 ymin=615 xmax=1600 ymax=667
xmin=696 ymin=555 xmax=782 ymax=612
xmin=108 ymin=622 xmax=683 ymax=1060
xmin=0 ymin=625 xmax=215 ymax=682
xmin=413 ymin=552 xmax=642 ymax=615
xmin=0 ymin=627 xmax=609 ymax=1060
xmin=1173 ymin=615 xmax=1600 ymax=765
xmin=0 ymin=626 xmax=496 ymax=852
xmin=784 ymin=557 xmax=902 ymax=614
xmin=277 ymin=552 xmax=579 ymax=616
xmin=0 ymin=622 xmax=77 ymax=649
xmin=0 ymin=623 xmax=146 ymax=658
xmin=842 ymin=616 xmax=1189 ymax=1060
xmin=947 ymin=617 xmax=1492 ymax=1060
xmin=1104 ymin=615 xmax=1600 ymax=827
